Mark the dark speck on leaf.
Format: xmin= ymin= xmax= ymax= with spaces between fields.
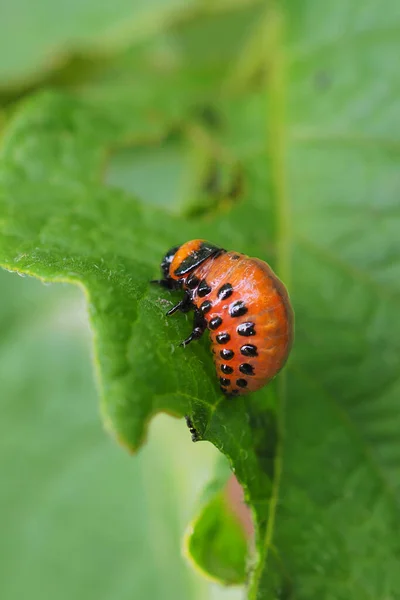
xmin=314 ymin=70 xmax=332 ymax=91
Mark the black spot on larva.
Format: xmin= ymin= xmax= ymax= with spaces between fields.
xmin=218 ymin=283 xmax=233 ymax=300
xmin=220 ymin=348 xmax=234 ymax=360
xmin=230 ymin=389 xmax=240 ymax=396
xmin=186 ymin=274 xmax=200 ymax=289
xmin=236 ymin=378 xmax=248 ymax=388
xmin=209 ymin=316 xmax=222 ymax=330
xmin=231 ymin=254 xmax=240 ymax=260
xmin=241 ymin=344 xmax=258 ymax=357
xmin=220 ymin=377 xmax=231 ymax=387
xmin=197 ymin=279 xmax=212 ymax=297
xmin=200 ymin=300 xmax=212 ymax=314
xmin=229 ymin=300 xmax=248 ymax=318
xmin=240 ymin=363 xmax=254 ymax=376
xmin=221 ymin=364 xmax=233 ymax=375
xmin=216 ymin=332 xmax=230 ymax=344
xmin=237 ymin=322 xmax=256 ymax=336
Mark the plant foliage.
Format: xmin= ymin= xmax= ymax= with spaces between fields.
xmin=1 ymin=0 xmax=400 ymax=598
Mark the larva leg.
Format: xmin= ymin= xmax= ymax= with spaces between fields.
xmin=180 ymin=308 xmax=207 ymax=347
xmin=166 ymin=292 xmax=192 ymax=316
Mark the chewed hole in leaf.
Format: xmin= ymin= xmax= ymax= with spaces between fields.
xmin=104 ymin=137 xmax=192 ymax=211
xmin=184 ymin=461 xmax=254 ymax=586
xmin=184 ymin=159 xmax=246 ymax=219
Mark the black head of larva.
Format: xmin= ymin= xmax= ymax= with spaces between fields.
xmin=161 ymin=245 xmax=180 ymax=279
xmin=174 ymin=241 xmax=224 ymax=277
xmin=155 ymin=240 xmax=225 ymax=290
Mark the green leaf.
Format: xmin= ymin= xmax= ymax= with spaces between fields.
xmin=0 ymin=270 xmax=235 ymax=600
xmin=0 ymin=0 xmax=201 ymax=87
xmin=1 ymin=0 xmax=400 ymax=596
xmin=26 ymin=3 xmax=265 ymax=141
xmin=0 ymin=88 xmax=276 ymax=592
xmin=105 ymin=140 xmax=191 ymax=209
xmin=184 ymin=458 xmax=248 ymax=585
xmin=247 ymin=1 xmax=400 ymax=598
xmin=186 ymin=488 xmax=248 ymax=586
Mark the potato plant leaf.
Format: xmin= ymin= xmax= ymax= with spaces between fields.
xmin=184 ymin=458 xmax=248 ymax=585
xmin=0 ymin=271 xmax=222 ymax=600
xmin=0 ymin=0 xmax=202 ymax=87
xmin=1 ymin=0 xmax=400 ymax=597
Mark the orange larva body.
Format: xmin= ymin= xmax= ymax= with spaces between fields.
xmin=186 ymin=252 xmax=293 ymax=394
xmin=153 ymin=240 xmax=294 ymax=396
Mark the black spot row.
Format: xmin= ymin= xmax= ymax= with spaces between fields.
xmin=200 ymin=300 xmax=212 ymax=314
xmin=229 ymin=300 xmax=248 ymax=318
xmin=186 ymin=273 xmax=200 ymax=289
xmin=218 ymin=283 xmax=233 ymax=300
xmin=240 ymin=344 xmax=257 ymax=356
xmin=198 ymin=279 xmax=212 ymax=297
xmin=216 ymin=323 xmax=256 ymax=342
xmin=218 ymin=346 xmax=257 ymax=361
xmin=239 ymin=363 xmax=254 ymax=376
xmin=216 ymin=332 xmax=230 ymax=344
xmin=209 ymin=316 xmax=222 ymax=330
xmin=221 ymin=363 xmax=254 ymax=376
xmin=219 ymin=377 xmax=248 ymax=388
xmin=237 ymin=322 xmax=256 ymax=336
